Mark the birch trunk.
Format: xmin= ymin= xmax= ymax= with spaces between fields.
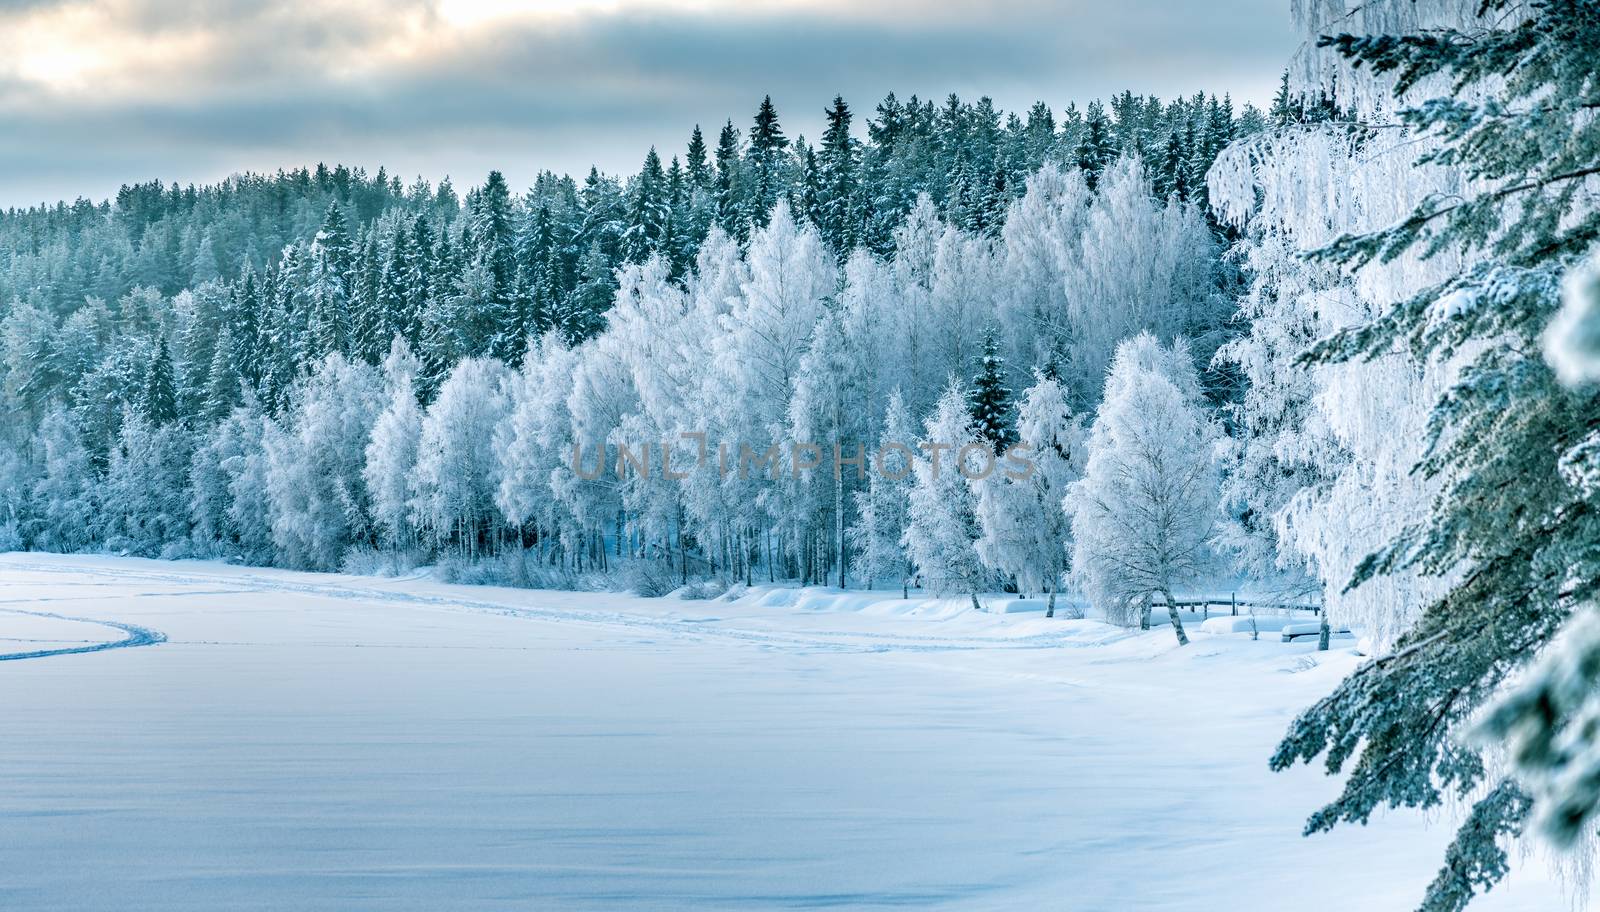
xmin=1161 ymin=588 xmax=1189 ymax=647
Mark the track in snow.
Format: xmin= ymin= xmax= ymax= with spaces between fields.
xmin=0 ymin=607 xmax=166 ymax=661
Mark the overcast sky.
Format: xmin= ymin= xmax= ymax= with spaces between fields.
xmin=0 ymin=0 xmax=1300 ymax=209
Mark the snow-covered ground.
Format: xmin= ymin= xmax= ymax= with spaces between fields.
xmin=0 ymin=553 xmax=1579 ymax=911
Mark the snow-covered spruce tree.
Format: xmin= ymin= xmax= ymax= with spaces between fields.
xmin=974 ymin=370 xmax=1083 ymax=618
xmin=849 ymin=388 xmax=917 ymax=594
xmin=1064 ymin=334 xmax=1219 ymax=645
xmin=1218 ymin=2 xmax=1600 ymax=907
xmin=902 ymin=377 xmax=991 ymax=611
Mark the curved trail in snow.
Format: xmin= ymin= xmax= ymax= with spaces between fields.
xmin=0 ymin=607 xmax=167 ymax=662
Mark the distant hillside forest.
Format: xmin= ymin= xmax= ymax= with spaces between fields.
xmin=0 ymin=89 xmax=1264 ymax=402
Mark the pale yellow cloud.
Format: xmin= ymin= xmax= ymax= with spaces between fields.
xmin=0 ymin=0 xmax=1297 ymax=209
xmin=0 ymin=0 xmax=1010 ymax=99
xmin=0 ymin=0 xmax=442 ymax=99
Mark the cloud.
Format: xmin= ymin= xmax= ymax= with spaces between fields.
xmin=0 ymin=0 xmax=1297 ymax=208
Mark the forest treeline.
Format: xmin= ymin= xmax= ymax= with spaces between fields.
xmin=0 ymin=87 xmax=1271 ymax=585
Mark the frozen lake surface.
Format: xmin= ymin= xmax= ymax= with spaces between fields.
xmin=0 ymin=554 xmax=1578 ymax=910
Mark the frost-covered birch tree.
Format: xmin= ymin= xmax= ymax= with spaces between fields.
xmin=363 ymin=337 xmax=423 ymax=550
xmin=1064 ymin=334 xmax=1218 ymax=644
xmin=411 ymin=357 xmax=511 ymax=555
xmin=903 ymin=378 xmax=991 ymax=611
xmin=263 ymin=353 xmax=384 ymax=570
xmin=849 ymin=388 xmax=917 ymax=594
xmin=974 ymin=371 xmax=1083 ymax=617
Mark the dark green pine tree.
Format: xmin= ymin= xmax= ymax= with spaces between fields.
xmin=662 ymin=155 xmax=691 ymax=278
xmin=1268 ymin=4 xmax=1600 ymax=910
xmin=174 ymin=311 xmax=209 ymax=421
xmin=306 ymin=204 xmax=353 ymax=358
xmin=231 ymin=266 xmax=264 ymax=391
xmin=534 ymin=243 xmax=566 ymax=342
xmin=623 ymin=147 xmax=669 ymax=264
xmin=818 ymin=95 xmax=859 ymax=254
xmin=1189 ymin=94 xmax=1234 ymax=210
xmin=564 ymin=240 xmax=615 ymax=343
xmin=1181 ymin=116 xmax=1205 ymax=201
xmin=685 ymin=125 xmax=711 ymax=190
xmin=418 ymin=225 xmax=462 ymax=399
xmin=1022 ymin=101 xmax=1056 ymax=169
xmin=402 ymin=213 xmax=434 ymax=347
xmin=976 ymin=157 xmax=1009 ymax=238
xmin=516 ymin=202 xmax=557 ymax=340
xmin=578 ymin=166 xmax=626 ymax=265
xmin=315 ymin=201 xmax=353 ymax=280
xmin=946 ymin=154 xmax=977 ymax=230
xmin=791 ymin=139 xmax=822 ymax=228
xmin=142 ymin=335 xmax=179 ymax=425
xmin=469 ymin=170 xmax=517 ymax=361
xmin=201 ymin=325 xmax=241 ymax=423
xmin=1269 ymin=70 xmax=1296 ymax=127
xmin=257 ymin=260 xmax=299 ymax=416
xmin=1157 ymin=130 xmax=1190 ymax=201
xmin=1074 ymin=101 xmax=1114 ymax=189
xmin=853 ymin=145 xmax=891 ymax=256
xmin=713 ymin=120 xmax=746 ymax=242
xmin=349 ymin=228 xmax=383 ymax=362
xmin=680 ymin=132 xmax=716 ymax=257
xmin=746 ymin=95 xmax=788 ymax=229
xmin=871 ymin=91 xmax=907 ymax=148
xmin=936 ymin=94 xmax=970 ymax=186
xmin=968 ymin=332 xmax=1015 ymax=453
xmin=376 ymin=223 xmax=411 ymax=352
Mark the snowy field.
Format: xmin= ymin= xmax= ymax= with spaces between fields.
xmin=0 ymin=553 xmax=1580 ymax=911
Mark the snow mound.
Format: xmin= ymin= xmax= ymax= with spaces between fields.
xmin=983 ymin=598 xmax=1049 ymax=614
xmin=1199 ymin=615 xmax=1296 ymax=635
xmin=1281 ymin=622 xmax=1354 ymax=641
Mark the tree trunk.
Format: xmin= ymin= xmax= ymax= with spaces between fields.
xmin=1046 ymin=581 xmax=1056 ymax=619
xmin=1138 ymin=594 xmax=1151 ymax=630
xmin=1161 ymin=588 xmax=1189 ymax=647
xmin=1317 ymin=605 xmax=1331 ymax=651
xmin=835 ymin=470 xmax=846 ymax=589
xmin=970 ymin=591 xmax=983 ymax=613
